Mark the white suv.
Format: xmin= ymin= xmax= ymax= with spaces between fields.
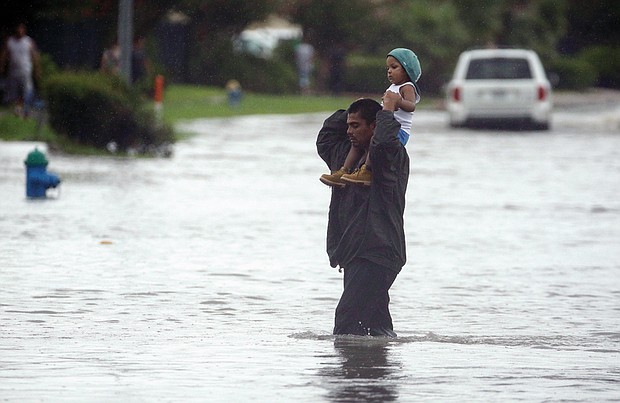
xmin=446 ymin=48 xmax=552 ymax=130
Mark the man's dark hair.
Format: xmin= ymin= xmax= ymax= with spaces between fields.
xmin=347 ymin=98 xmax=381 ymax=124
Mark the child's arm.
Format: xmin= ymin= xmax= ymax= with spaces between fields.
xmin=398 ymin=84 xmax=416 ymax=112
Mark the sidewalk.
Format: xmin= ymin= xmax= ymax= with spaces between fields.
xmin=552 ymin=88 xmax=620 ymax=110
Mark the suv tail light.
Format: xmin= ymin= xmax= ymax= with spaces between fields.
xmin=537 ymin=85 xmax=546 ymax=101
xmin=452 ymin=87 xmax=461 ymax=102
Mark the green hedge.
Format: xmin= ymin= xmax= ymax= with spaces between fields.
xmin=579 ymin=46 xmax=620 ymax=88
xmin=550 ymin=56 xmax=597 ymax=90
xmin=230 ymin=53 xmax=298 ymax=94
xmin=185 ymin=37 xmax=298 ymax=94
xmin=344 ymin=55 xmax=387 ymax=95
xmin=44 ymin=72 xmax=174 ymax=152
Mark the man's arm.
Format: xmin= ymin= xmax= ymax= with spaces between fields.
xmin=369 ymin=93 xmax=407 ymax=185
xmin=316 ymin=109 xmax=351 ymax=171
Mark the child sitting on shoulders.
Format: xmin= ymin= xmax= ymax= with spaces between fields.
xmin=320 ymin=47 xmax=421 ymax=187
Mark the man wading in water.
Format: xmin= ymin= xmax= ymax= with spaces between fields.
xmin=316 ymin=95 xmax=409 ymax=337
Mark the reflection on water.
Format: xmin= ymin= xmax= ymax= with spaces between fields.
xmin=320 ymin=337 xmax=400 ymax=402
xmin=1 ymin=108 xmax=620 ymax=401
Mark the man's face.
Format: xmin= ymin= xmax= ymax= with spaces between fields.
xmin=347 ymin=111 xmax=375 ymax=149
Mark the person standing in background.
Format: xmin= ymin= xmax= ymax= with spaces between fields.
xmin=131 ymin=36 xmax=150 ymax=84
xmin=295 ymin=37 xmax=315 ymax=95
xmin=100 ymin=39 xmax=120 ymax=76
xmin=328 ymin=44 xmax=347 ymax=95
xmin=0 ymin=22 xmax=40 ymax=118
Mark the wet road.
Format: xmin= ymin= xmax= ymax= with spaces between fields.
xmin=1 ymin=104 xmax=619 ymax=401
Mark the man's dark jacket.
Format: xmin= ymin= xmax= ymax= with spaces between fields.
xmin=316 ymin=109 xmax=409 ymax=273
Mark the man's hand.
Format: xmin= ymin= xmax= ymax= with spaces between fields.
xmin=382 ymin=91 xmax=400 ymax=111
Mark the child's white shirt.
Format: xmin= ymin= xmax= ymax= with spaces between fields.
xmin=385 ymin=82 xmax=417 ymax=135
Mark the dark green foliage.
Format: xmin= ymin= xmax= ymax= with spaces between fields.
xmin=44 ymin=71 xmax=173 ymax=152
xmin=579 ymin=46 xmax=620 ymax=88
xmin=549 ymin=45 xmax=620 ymax=90
xmin=290 ymin=0 xmax=377 ymax=56
xmin=33 ymin=52 xmax=59 ymax=99
xmin=186 ymin=35 xmax=297 ymax=94
xmin=344 ymin=55 xmax=387 ymax=95
xmin=564 ymin=0 xmax=620 ymax=50
xmin=549 ymin=57 xmax=597 ymax=90
xmin=9 ymin=0 xmax=619 ymax=98
xmin=232 ymin=54 xmax=297 ymax=94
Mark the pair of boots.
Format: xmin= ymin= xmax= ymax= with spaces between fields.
xmin=320 ymin=165 xmax=371 ymax=188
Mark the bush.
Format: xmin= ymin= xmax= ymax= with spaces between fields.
xmin=579 ymin=46 xmax=620 ymax=88
xmin=549 ymin=56 xmax=597 ymax=90
xmin=344 ymin=55 xmax=387 ymax=94
xmin=34 ymin=52 xmax=59 ymax=96
xmin=44 ymin=71 xmax=174 ymax=153
xmin=185 ymin=36 xmax=297 ymax=94
xmin=229 ymin=53 xmax=297 ymax=94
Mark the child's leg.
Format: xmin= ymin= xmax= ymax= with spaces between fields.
xmin=320 ymin=146 xmax=365 ymax=187
xmin=398 ymin=129 xmax=409 ymax=145
xmin=343 ymin=145 xmax=364 ymax=172
xmin=341 ymin=150 xmax=372 ymax=186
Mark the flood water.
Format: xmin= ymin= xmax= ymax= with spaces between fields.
xmin=1 ymin=104 xmax=619 ymax=401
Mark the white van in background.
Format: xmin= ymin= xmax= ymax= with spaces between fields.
xmin=446 ymin=48 xmax=553 ymax=130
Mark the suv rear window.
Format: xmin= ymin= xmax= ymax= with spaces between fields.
xmin=465 ymin=57 xmax=532 ymax=80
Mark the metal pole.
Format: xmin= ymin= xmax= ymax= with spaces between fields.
xmin=118 ymin=0 xmax=133 ymax=84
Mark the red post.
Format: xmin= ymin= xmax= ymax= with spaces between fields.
xmin=154 ymin=74 xmax=164 ymax=103
xmin=154 ymin=75 xmax=164 ymax=124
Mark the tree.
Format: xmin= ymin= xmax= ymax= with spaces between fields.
xmin=562 ymin=0 xmax=620 ymax=52
xmin=495 ymin=0 xmax=567 ymax=62
xmin=286 ymin=0 xmax=378 ymax=88
xmin=289 ymin=0 xmax=377 ymax=55
xmin=378 ymin=0 xmax=471 ymax=94
xmin=173 ymin=0 xmax=280 ymax=84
